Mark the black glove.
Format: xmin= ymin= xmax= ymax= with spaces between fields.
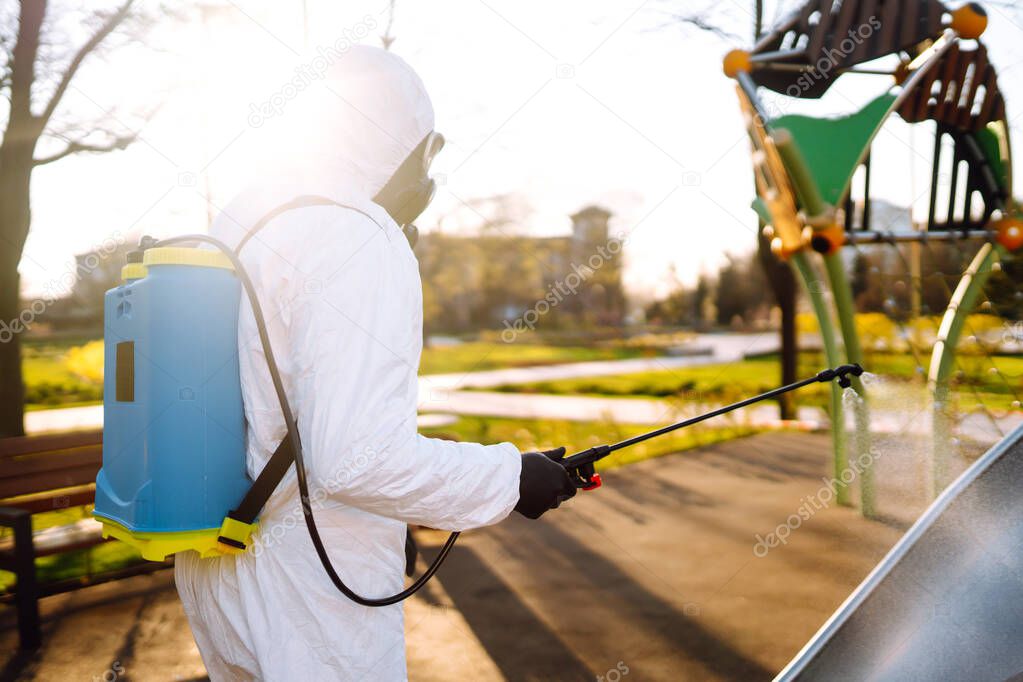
xmin=514 ymin=447 xmax=577 ymax=520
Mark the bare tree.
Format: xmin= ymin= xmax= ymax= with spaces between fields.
xmin=0 ymin=0 xmax=150 ymax=436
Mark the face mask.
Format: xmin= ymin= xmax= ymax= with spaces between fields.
xmin=373 ymin=132 xmax=445 ymax=240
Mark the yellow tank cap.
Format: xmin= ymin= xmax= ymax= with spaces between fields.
xmin=121 ymin=263 xmax=148 ymax=281
xmin=143 ymin=247 xmax=234 ymax=271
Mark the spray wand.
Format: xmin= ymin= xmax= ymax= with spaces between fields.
xmin=560 ymin=363 xmax=864 ymax=490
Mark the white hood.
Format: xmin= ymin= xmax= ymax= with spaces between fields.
xmin=220 ymin=44 xmax=436 ymax=240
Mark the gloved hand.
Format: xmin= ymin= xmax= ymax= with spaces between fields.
xmin=514 ymin=447 xmax=577 ymax=519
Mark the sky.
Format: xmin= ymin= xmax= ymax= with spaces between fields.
xmin=17 ymin=0 xmax=1023 ymax=303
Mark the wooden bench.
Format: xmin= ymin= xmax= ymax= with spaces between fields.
xmin=0 ymin=430 xmax=169 ymax=649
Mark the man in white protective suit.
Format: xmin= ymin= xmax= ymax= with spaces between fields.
xmin=174 ymin=45 xmax=577 ymax=680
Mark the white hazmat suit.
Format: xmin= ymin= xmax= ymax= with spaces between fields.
xmin=174 ymin=46 xmax=522 ymax=681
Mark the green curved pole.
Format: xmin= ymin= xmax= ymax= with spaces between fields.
xmin=927 ymin=242 xmax=1004 ymax=499
xmin=775 ymin=129 xmax=854 ymax=506
xmin=823 ymin=253 xmax=875 ymax=517
xmin=792 ymin=251 xmax=850 ymax=506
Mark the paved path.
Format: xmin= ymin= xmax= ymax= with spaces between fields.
xmin=23 ymin=327 xmax=1019 ymax=446
xmin=2 ymin=432 xmax=916 ymax=681
xmin=26 ymin=383 xmax=1020 ymax=448
xmin=420 ymin=389 xmax=1023 ymax=440
xmin=419 ymin=332 xmax=778 ymax=391
xmin=24 ymin=404 xmax=103 ymax=434
xmin=24 ymin=333 xmax=777 ymax=434
xmin=420 ymin=389 xmax=826 ymax=427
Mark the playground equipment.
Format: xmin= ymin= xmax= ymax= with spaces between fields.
xmin=727 ymin=0 xmax=1022 ymax=513
xmin=777 ymin=420 xmax=1023 ymax=680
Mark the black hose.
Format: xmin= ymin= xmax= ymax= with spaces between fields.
xmin=157 ymin=234 xmax=458 ymax=606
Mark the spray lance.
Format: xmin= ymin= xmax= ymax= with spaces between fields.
xmin=558 ymin=363 xmax=865 ymax=491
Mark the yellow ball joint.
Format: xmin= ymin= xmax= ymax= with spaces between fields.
xmin=723 ymin=49 xmax=752 ymax=79
xmin=807 ymin=224 xmax=845 ymax=256
xmin=995 ymin=215 xmax=1023 ymax=252
xmin=950 ymin=3 xmax=988 ymax=40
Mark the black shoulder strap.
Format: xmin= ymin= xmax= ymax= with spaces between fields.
xmin=224 ymin=435 xmax=295 ymax=530
xmin=235 ymin=195 xmax=383 ymax=254
xmin=225 ymin=195 xmax=380 ymax=530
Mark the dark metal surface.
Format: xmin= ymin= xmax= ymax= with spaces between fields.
xmin=777 ymin=423 xmax=1023 ymax=681
xmin=750 ymin=0 xmax=946 ymax=97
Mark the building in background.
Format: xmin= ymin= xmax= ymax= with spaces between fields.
xmin=418 ymin=205 xmax=626 ymax=335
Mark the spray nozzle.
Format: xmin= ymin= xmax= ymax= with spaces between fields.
xmin=816 ymin=363 xmax=864 ymax=388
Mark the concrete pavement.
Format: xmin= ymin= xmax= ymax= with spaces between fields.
xmin=2 ymin=432 xmax=916 ymax=681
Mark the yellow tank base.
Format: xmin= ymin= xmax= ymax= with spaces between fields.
xmin=95 ymin=515 xmax=241 ymax=561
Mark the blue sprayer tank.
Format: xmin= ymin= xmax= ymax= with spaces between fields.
xmin=93 ymin=246 xmax=253 ymax=560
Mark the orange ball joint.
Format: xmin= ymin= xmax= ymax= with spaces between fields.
xmin=950 ymin=3 xmax=988 ymax=40
xmin=723 ymin=49 xmax=752 ymax=79
xmin=996 ymin=216 xmax=1023 ymax=252
xmin=809 ymin=225 xmax=845 ymax=256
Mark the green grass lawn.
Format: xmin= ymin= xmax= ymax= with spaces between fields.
xmin=20 ymin=337 xmax=652 ymax=411
xmin=420 ymin=415 xmax=758 ymax=471
xmin=417 ymin=341 xmax=648 ymax=375
xmin=482 ymin=355 xmax=825 ymax=403
xmin=479 ymin=352 xmax=1023 ymax=412
xmin=22 ymin=336 xmax=104 ymax=408
xmin=23 ymin=333 xmax=1020 ymax=413
xmin=0 ymin=505 xmax=146 ymax=593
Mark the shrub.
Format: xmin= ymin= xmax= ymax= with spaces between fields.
xmin=65 ymin=340 xmax=105 ymax=382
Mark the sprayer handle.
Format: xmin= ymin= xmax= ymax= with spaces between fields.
xmin=561 ymin=445 xmax=611 ymax=491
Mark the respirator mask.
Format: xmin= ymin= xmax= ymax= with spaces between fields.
xmin=372 ymin=131 xmax=445 ymax=248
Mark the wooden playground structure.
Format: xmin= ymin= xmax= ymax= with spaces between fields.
xmin=727 ymin=0 xmax=1022 ymax=514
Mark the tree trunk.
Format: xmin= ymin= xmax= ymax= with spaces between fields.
xmin=0 ymin=265 xmax=26 ymax=437
xmin=0 ymin=0 xmax=47 ymax=436
xmin=757 ymin=223 xmax=798 ymax=420
xmin=778 ymin=274 xmax=797 ymax=419
xmin=0 ymin=145 xmax=37 ymax=437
